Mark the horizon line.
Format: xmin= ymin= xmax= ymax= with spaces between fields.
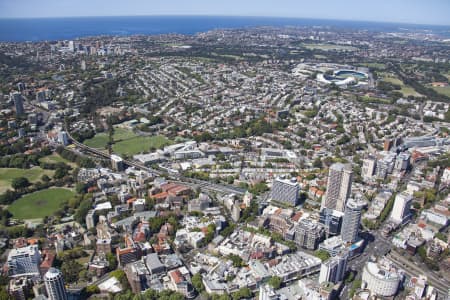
xmin=0 ymin=14 xmax=450 ymax=27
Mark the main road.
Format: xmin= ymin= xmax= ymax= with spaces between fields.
xmin=65 ymin=131 xmax=245 ymax=196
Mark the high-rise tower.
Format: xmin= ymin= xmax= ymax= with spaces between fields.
xmin=341 ymin=198 xmax=365 ymax=244
xmin=322 ymin=163 xmax=353 ymax=212
xmin=44 ymin=268 xmax=68 ymax=300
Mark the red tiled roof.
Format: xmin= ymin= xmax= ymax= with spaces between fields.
xmin=169 ymin=269 xmax=184 ymax=284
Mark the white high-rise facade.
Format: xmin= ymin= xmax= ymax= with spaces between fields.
xmin=390 ymin=192 xmax=413 ymax=225
xmin=362 ymin=156 xmax=377 ymax=180
xmin=7 ymin=245 xmax=41 ymax=277
xmin=341 ymin=199 xmax=365 ymax=243
xmin=319 ymin=251 xmax=348 ymax=284
xmin=322 ymin=163 xmax=353 ymax=212
xmin=44 ymin=268 xmax=68 ymax=300
xmin=270 ymin=177 xmax=300 ymax=206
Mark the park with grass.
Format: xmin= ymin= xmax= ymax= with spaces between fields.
xmin=39 ymin=153 xmax=76 ymax=167
xmin=380 ymin=73 xmax=421 ymax=97
xmin=0 ymin=167 xmax=54 ymax=194
xmin=8 ymin=188 xmax=75 ymax=220
xmin=431 ymin=85 xmax=450 ymax=97
xmin=302 ymin=43 xmax=357 ymax=52
xmin=84 ymin=127 xmax=172 ymax=156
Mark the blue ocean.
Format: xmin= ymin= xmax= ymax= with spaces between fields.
xmin=0 ymin=15 xmax=449 ymax=42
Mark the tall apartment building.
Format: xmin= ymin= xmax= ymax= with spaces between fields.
xmin=319 ymin=208 xmax=344 ymax=236
xmin=390 ymin=192 xmax=413 ymax=225
xmin=395 ymin=153 xmax=410 ymax=172
xmin=362 ymin=156 xmax=377 ymax=180
xmin=322 ymin=163 xmax=353 ymax=212
xmin=341 ymin=199 xmax=365 ymax=244
xmin=124 ymin=261 xmax=150 ymax=293
xmin=11 ymin=92 xmax=24 ymax=116
xmin=270 ymin=177 xmax=300 ymax=206
xmin=86 ymin=210 xmax=96 ymax=230
xmin=319 ymin=251 xmax=348 ymax=284
xmin=116 ymin=235 xmax=142 ymax=266
xmin=111 ymin=154 xmax=124 ymax=171
xmin=7 ymin=245 xmax=41 ymax=277
xmin=294 ymin=219 xmax=325 ymax=250
xmin=44 ymin=268 xmax=68 ymax=300
xmin=8 ymin=277 xmax=30 ymax=300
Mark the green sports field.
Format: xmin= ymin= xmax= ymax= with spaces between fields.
xmin=8 ymin=188 xmax=75 ymax=220
xmin=0 ymin=167 xmax=54 ymax=194
xmin=84 ymin=127 xmax=172 ymax=156
xmin=39 ymin=153 xmax=76 ymax=167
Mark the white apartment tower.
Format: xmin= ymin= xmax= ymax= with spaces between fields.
xmin=341 ymin=199 xmax=365 ymax=244
xmin=44 ymin=268 xmax=68 ymax=300
xmin=319 ymin=251 xmax=348 ymax=284
xmin=390 ymin=192 xmax=413 ymax=225
xmin=362 ymin=156 xmax=377 ymax=180
xmin=7 ymin=245 xmax=41 ymax=277
xmin=322 ymin=163 xmax=353 ymax=212
xmin=270 ymin=177 xmax=300 ymax=206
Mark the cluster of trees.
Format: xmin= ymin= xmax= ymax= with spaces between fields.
xmin=0 ymin=139 xmax=29 ymax=156
xmin=60 ymin=258 xmax=84 ymax=284
xmin=363 ymin=193 xmax=397 ymax=230
xmin=183 ymin=171 xmax=209 ymax=181
xmin=81 ymin=80 xmax=120 ymax=114
xmin=203 ymin=224 xmax=216 ymax=245
xmin=428 ymin=153 xmax=450 ymax=169
xmin=56 ymin=146 xmax=95 ymax=168
xmin=220 ymin=223 xmax=236 ymax=237
xmin=144 ymin=214 xmax=180 ymax=236
xmin=416 ymin=246 xmax=441 ymax=271
xmin=113 ymin=289 xmax=184 ymax=300
xmin=392 ymin=63 xmax=450 ymax=103
xmin=378 ymin=194 xmax=396 ymax=224
xmin=70 ymin=127 xmax=96 ymax=143
xmin=194 ymin=117 xmax=288 ymax=143
xmin=74 ymin=195 xmax=93 ymax=225
xmin=110 ymin=269 xmax=130 ymax=292
xmin=137 ymin=116 xmax=164 ymax=132
xmin=0 ymin=208 xmax=11 ymax=226
xmin=413 ymin=189 xmax=437 ymax=209
xmin=314 ymin=249 xmax=331 ymax=262
xmin=239 ymin=201 xmax=259 ymax=223
xmin=377 ymin=80 xmax=401 ymax=92
xmin=0 ymin=225 xmax=34 ymax=239
xmin=228 ymin=254 xmax=246 ymax=267
xmin=191 ymin=273 xmax=204 ymax=293
xmin=348 ymin=279 xmax=362 ymax=298
xmin=0 ymin=146 xmax=51 ymax=169
xmin=267 ymin=276 xmax=282 ymax=289
xmin=248 ymin=182 xmax=269 ymax=195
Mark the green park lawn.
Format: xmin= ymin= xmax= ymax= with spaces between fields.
xmin=113 ymin=135 xmax=172 ymax=156
xmin=39 ymin=153 xmax=76 ymax=167
xmin=381 ymin=74 xmax=421 ymax=97
xmin=84 ymin=127 xmax=138 ymax=149
xmin=8 ymin=188 xmax=75 ymax=220
xmin=432 ymin=86 xmax=450 ymax=97
xmin=303 ymin=43 xmax=357 ymax=51
xmin=84 ymin=127 xmax=172 ymax=156
xmin=0 ymin=167 xmax=54 ymax=194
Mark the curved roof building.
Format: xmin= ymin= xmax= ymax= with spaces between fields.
xmin=362 ymin=261 xmax=401 ymax=297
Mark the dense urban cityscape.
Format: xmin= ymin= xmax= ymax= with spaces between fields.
xmin=0 ymin=11 xmax=450 ymax=300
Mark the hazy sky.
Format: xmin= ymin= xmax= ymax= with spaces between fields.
xmin=1 ymin=0 xmax=449 ymax=25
